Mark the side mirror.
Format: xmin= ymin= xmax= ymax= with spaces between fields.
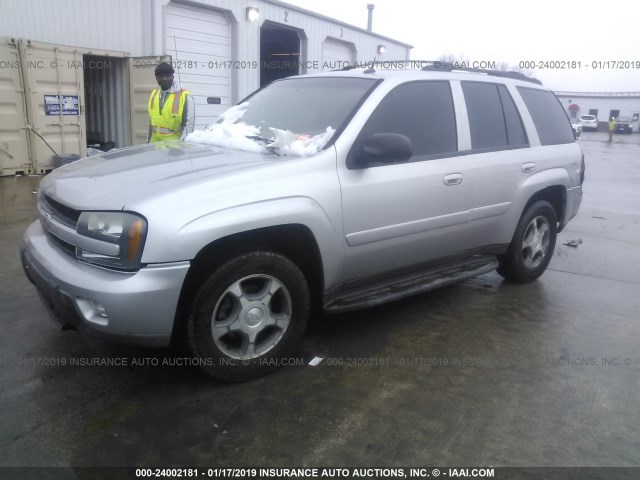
xmin=357 ymin=133 xmax=412 ymax=165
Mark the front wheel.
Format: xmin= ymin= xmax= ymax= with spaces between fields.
xmin=187 ymin=251 xmax=310 ymax=381
xmin=497 ymin=200 xmax=557 ymax=283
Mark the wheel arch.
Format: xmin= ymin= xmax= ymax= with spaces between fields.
xmin=517 ymin=166 xmax=574 ymax=232
xmin=171 ymin=224 xmax=324 ymax=343
xmin=523 ymin=185 xmax=566 ymax=230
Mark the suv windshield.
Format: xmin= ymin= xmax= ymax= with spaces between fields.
xmin=187 ymin=77 xmax=378 ymax=156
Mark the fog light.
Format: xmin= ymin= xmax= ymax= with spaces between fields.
xmin=75 ymin=297 xmax=109 ymax=326
xmin=89 ymin=300 xmax=108 ymax=318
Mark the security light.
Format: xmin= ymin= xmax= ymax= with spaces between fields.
xmin=377 ymin=44 xmax=386 ymax=55
xmin=246 ymin=7 xmax=259 ymax=22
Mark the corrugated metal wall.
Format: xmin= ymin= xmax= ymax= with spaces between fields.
xmin=0 ymin=0 xmax=144 ymax=55
xmin=18 ymin=39 xmax=88 ymax=171
xmin=147 ymin=0 xmax=411 ymax=117
xmin=179 ymin=0 xmax=410 ymax=102
xmin=0 ymin=38 xmax=32 ymax=175
xmin=2 ymin=0 xmax=411 ymax=109
xmin=1 ymin=0 xmax=412 ymax=155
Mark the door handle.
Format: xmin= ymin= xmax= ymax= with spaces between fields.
xmin=521 ymin=162 xmax=536 ymax=173
xmin=443 ymin=173 xmax=463 ymax=186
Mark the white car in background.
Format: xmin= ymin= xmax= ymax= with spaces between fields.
xmin=579 ymin=115 xmax=598 ymax=131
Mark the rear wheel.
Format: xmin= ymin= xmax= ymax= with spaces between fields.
xmin=497 ymin=200 xmax=557 ymax=283
xmin=187 ymin=251 xmax=310 ymax=381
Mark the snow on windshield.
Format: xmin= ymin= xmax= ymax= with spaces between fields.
xmin=185 ymin=103 xmax=263 ymax=153
xmin=268 ymin=127 xmax=335 ymax=157
xmin=185 ymin=102 xmax=335 ymax=157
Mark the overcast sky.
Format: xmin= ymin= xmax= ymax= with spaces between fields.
xmin=285 ymin=0 xmax=640 ymax=92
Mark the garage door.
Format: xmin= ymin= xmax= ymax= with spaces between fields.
xmin=165 ymin=3 xmax=232 ymax=130
xmin=321 ymin=38 xmax=355 ymax=70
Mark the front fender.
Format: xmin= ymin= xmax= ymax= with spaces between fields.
xmin=143 ymin=196 xmax=344 ymax=290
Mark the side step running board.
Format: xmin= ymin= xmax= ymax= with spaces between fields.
xmin=323 ymin=255 xmax=498 ymax=313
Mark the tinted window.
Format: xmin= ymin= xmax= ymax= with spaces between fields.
xmin=517 ymin=87 xmax=575 ymax=145
xmin=497 ymin=85 xmax=527 ymax=146
xmin=462 ymin=82 xmax=507 ymax=149
xmin=359 ymin=81 xmax=457 ymax=158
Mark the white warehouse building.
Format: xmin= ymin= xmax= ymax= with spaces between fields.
xmin=555 ymin=92 xmax=640 ymax=132
xmin=0 ymin=0 xmax=412 ymax=175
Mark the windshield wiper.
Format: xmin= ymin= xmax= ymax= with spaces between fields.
xmin=246 ymin=135 xmax=279 ymax=155
xmin=246 ymin=134 xmax=272 ymax=144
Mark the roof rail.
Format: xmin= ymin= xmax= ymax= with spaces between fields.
xmin=333 ymin=59 xmax=542 ymax=85
xmin=422 ymin=60 xmax=542 ymax=85
xmin=453 ymin=67 xmax=542 ymax=85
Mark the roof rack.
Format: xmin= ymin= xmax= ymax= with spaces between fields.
xmin=453 ymin=67 xmax=542 ymax=85
xmin=334 ymin=60 xmax=542 ymax=85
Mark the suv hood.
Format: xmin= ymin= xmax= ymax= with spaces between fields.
xmin=40 ymin=142 xmax=275 ymax=210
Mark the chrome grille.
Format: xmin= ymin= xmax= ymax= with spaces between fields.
xmin=49 ymin=232 xmax=76 ymax=257
xmin=39 ymin=195 xmax=80 ymax=258
xmin=42 ymin=195 xmax=80 ymax=228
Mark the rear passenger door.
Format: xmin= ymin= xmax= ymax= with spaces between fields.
xmin=456 ymin=81 xmax=531 ymax=247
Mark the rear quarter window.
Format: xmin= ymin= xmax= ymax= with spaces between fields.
xmin=517 ymin=87 xmax=575 ymax=145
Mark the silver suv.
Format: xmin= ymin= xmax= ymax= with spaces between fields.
xmin=21 ymin=64 xmax=584 ymax=381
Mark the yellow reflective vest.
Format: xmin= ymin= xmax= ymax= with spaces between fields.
xmin=148 ymin=88 xmax=190 ymax=142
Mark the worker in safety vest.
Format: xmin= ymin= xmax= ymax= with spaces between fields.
xmin=147 ymin=62 xmax=195 ymax=142
xmin=608 ymin=117 xmax=616 ymax=142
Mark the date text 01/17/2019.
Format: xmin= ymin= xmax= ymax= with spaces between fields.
xmin=519 ymin=60 xmax=640 ymax=69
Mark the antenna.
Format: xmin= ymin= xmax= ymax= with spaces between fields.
xmin=173 ymin=35 xmax=182 ymax=85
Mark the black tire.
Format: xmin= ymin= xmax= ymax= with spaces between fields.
xmin=497 ymin=200 xmax=557 ymax=283
xmin=186 ymin=251 xmax=310 ymax=382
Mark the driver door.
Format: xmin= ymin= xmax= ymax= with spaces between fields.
xmin=337 ymin=81 xmax=473 ymax=281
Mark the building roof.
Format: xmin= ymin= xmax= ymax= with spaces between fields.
xmin=265 ymin=0 xmax=414 ymax=48
xmin=555 ymin=91 xmax=640 ymax=98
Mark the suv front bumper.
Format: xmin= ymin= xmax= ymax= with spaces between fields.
xmin=21 ymin=221 xmax=190 ymax=347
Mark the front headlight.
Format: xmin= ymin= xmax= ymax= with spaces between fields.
xmin=76 ymin=211 xmax=147 ymax=270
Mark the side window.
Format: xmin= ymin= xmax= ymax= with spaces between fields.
xmin=462 ymin=82 xmax=507 ymax=149
xmin=517 ymin=87 xmax=575 ymax=145
xmin=358 ymin=81 xmax=457 ymax=159
xmin=497 ymin=85 xmax=528 ymax=147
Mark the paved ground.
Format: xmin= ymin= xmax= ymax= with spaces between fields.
xmin=0 ymin=132 xmax=639 ymax=476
